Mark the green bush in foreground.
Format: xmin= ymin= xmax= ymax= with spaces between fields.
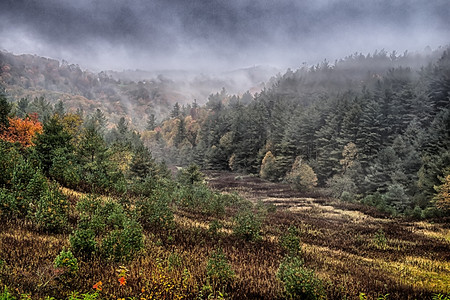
xmin=279 ymin=226 xmax=302 ymax=257
xmin=70 ymin=196 xmax=144 ymax=261
xmin=54 ymin=248 xmax=78 ymax=275
xmin=101 ymin=219 xmax=144 ymax=261
xmin=69 ymin=227 xmax=97 ymax=257
xmin=233 ymin=209 xmax=262 ymax=241
xmin=277 ymin=256 xmax=325 ymax=300
xmin=206 ymin=248 xmax=235 ymax=288
xmin=34 ymin=183 xmax=69 ymax=233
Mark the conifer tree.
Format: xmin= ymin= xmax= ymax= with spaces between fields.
xmin=0 ymin=92 xmax=11 ymax=130
xmin=34 ymin=115 xmax=73 ymax=174
xmin=146 ymin=114 xmax=156 ymax=131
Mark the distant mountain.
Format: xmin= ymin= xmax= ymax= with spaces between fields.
xmin=0 ymin=50 xmax=275 ymax=129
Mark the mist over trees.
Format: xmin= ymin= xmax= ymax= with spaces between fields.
xmin=141 ymin=48 xmax=450 ymax=216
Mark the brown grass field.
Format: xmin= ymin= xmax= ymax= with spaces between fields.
xmin=0 ymin=171 xmax=449 ymax=299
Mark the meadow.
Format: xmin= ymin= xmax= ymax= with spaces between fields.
xmin=0 ymin=171 xmax=448 ymax=300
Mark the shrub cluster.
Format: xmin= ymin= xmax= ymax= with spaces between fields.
xmin=70 ymin=196 xmax=144 ymax=261
xmin=0 ymin=142 xmax=68 ymax=232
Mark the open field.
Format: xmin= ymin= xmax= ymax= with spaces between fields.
xmin=0 ymin=171 xmax=449 ymax=299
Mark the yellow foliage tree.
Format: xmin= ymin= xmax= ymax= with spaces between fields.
xmin=434 ymin=173 xmax=450 ymax=212
xmin=260 ymin=151 xmax=277 ymax=181
xmin=340 ymin=142 xmax=358 ymax=174
xmin=59 ymin=113 xmax=83 ymax=145
xmin=286 ymin=156 xmax=318 ymax=191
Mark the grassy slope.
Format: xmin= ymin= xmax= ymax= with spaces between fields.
xmin=0 ymin=172 xmax=449 ymax=299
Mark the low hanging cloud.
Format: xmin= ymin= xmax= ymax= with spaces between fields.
xmin=0 ymin=0 xmax=449 ymax=72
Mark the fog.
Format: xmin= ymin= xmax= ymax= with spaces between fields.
xmin=0 ymin=0 xmax=449 ymax=73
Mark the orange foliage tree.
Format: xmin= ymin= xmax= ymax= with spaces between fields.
xmin=0 ymin=113 xmax=43 ymax=147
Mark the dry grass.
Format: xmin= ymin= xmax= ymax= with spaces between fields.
xmin=1 ymin=172 xmax=449 ymax=299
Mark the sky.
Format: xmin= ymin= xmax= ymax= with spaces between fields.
xmin=0 ymin=0 xmax=449 ymax=72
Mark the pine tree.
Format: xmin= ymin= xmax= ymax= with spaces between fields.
xmin=17 ymin=98 xmax=29 ymax=118
xmin=314 ymin=111 xmax=342 ymax=183
xmin=146 ymin=114 xmax=156 ymax=131
xmin=0 ymin=92 xmax=11 ymax=130
xmin=173 ymin=117 xmax=186 ymax=148
xmin=34 ymin=115 xmax=73 ymax=174
xmin=29 ymin=96 xmax=52 ymax=122
xmin=129 ymin=144 xmax=157 ymax=182
xmin=78 ymin=122 xmax=107 ymax=164
xmin=117 ymin=117 xmax=128 ymax=135
xmin=171 ymin=102 xmax=181 ymax=118
xmin=54 ymin=100 xmax=65 ymax=117
xmin=429 ymin=49 xmax=450 ymax=111
xmin=364 ymin=147 xmax=400 ymax=194
xmin=86 ymin=109 xmax=107 ymax=134
xmin=356 ymin=99 xmax=383 ymax=168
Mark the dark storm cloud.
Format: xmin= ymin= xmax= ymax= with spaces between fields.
xmin=0 ymin=0 xmax=449 ymax=71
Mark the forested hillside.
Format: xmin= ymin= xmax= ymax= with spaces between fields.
xmin=145 ymin=48 xmax=450 ymax=217
xmin=0 ymin=51 xmax=271 ymax=130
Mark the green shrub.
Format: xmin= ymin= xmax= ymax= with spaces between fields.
xmin=206 ymin=248 xmax=235 ymax=288
xmin=327 ymin=174 xmax=357 ymax=199
xmin=34 ymin=183 xmax=69 ymax=232
xmin=72 ymin=197 xmax=144 ymax=261
xmin=405 ymin=205 xmax=424 ymax=219
xmin=422 ymin=206 xmax=441 ymax=219
xmin=361 ymin=192 xmax=383 ymax=207
xmin=383 ymin=184 xmax=409 ymax=212
xmin=8 ymin=159 xmax=47 ymax=219
xmin=279 ymin=226 xmax=302 ymax=256
xmin=217 ymin=192 xmax=241 ymax=207
xmin=69 ymin=227 xmax=97 ymax=257
xmin=208 ymin=193 xmax=226 ymax=217
xmin=0 ymin=286 xmax=15 ymax=300
xmin=77 ymin=197 xmax=127 ymax=233
xmin=100 ymin=219 xmax=144 ymax=261
xmin=208 ymin=219 xmax=223 ymax=236
xmin=136 ymin=196 xmax=174 ymax=229
xmin=0 ymin=141 xmax=20 ymax=187
xmin=277 ymin=256 xmax=325 ymax=300
xmin=54 ymin=248 xmax=78 ymax=275
xmin=432 ymin=293 xmax=450 ymax=300
xmin=67 ymin=292 xmax=99 ymax=300
xmin=340 ymin=191 xmax=355 ymax=202
xmin=100 ymin=230 xmax=122 ymax=260
xmin=233 ymin=210 xmax=262 ymax=241
xmin=101 ymin=201 xmax=127 ymax=230
xmin=167 ymin=252 xmax=183 ymax=271
xmin=177 ymin=164 xmax=205 ymax=186
xmin=175 ymin=183 xmax=229 ymax=216
xmin=372 ymin=229 xmax=388 ymax=250
xmin=76 ymin=195 xmax=101 ymax=216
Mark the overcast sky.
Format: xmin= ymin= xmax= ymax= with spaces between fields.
xmin=0 ymin=0 xmax=449 ymax=72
